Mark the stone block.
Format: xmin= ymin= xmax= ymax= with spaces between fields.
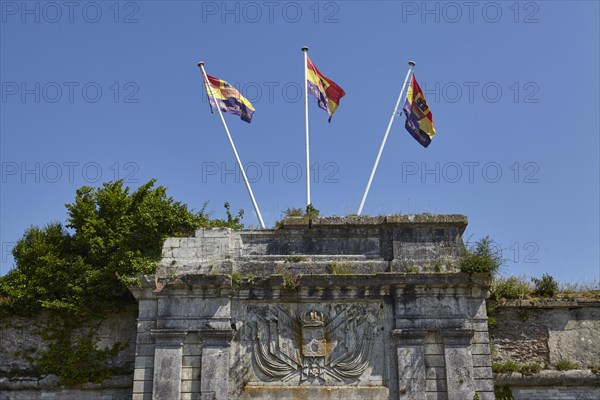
xmin=134 ymin=356 xmax=155 ymax=369
xmin=397 ymin=345 xmax=426 ymax=400
xmin=152 ymin=345 xmax=183 ymax=400
xmin=132 ymin=379 xmax=152 ymax=394
xmin=180 ymin=379 xmax=201 ymax=393
xmin=133 ymin=368 xmax=154 ymax=381
xmin=181 ymin=367 xmax=201 ymax=380
xmin=473 ymin=366 xmax=493 ymax=379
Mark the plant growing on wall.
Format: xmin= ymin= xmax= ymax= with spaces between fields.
xmin=460 ymin=236 xmax=503 ymax=276
xmin=532 ymin=273 xmax=559 ymax=297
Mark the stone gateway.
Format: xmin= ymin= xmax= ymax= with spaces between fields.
xmin=129 ymin=215 xmax=495 ymax=400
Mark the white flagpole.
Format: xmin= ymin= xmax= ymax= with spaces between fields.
xmin=357 ymin=61 xmax=416 ymax=216
xmin=198 ymin=62 xmax=266 ymax=229
xmin=302 ymin=46 xmax=311 ymax=207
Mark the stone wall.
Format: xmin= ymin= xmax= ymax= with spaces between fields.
xmin=491 ymin=299 xmax=600 ymax=399
xmin=0 ymin=307 xmax=138 ymax=400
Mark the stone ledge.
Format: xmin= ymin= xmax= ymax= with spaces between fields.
xmin=242 ymin=385 xmax=389 ymax=400
xmin=497 ymin=299 xmax=600 ymax=309
xmin=280 ymin=214 xmax=468 ymax=229
xmin=148 ymin=272 xmax=490 ymax=291
xmin=494 ymin=370 xmax=600 ymax=387
xmin=0 ymin=374 xmax=133 ymax=390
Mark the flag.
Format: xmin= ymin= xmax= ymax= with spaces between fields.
xmin=203 ymin=74 xmax=255 ymax=123
xmin=306 ymin=55 xmax=345 ymax=122
xmin=402 ymin=75 xmax=436 ymax=147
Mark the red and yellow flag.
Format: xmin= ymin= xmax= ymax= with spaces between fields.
xmin=306 ymin=56 xmax=345 ymax=122
xmin=402 ymin=75 xmax=436 ymax=147
xmin=203 ymin=74 xmax=255 ymax=123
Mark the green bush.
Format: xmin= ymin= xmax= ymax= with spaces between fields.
xmin=492 ymin=360 xmax=519 ymax=373
xmin=460 ymin=236 xmax=503 ymax=276
xmin=519 ymin=362 xmax=541 ymax=375
xmin=274 ymin=205 xmax=319 ymax=228
xmin=532 ymin=273 xmax=559 ymax=297
xmin=491 ymin=275 xmax=531 ymax=302
xmin=555 ymin=359 xmax=579 ymax=371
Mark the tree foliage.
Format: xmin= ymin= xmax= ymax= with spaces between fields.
xmin=0 ymin=179 xmax=243 ymax=317
xmin=0 ymin=180 xmax=243 ymax=384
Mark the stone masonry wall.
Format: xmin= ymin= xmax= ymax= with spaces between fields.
xmin=491 ymin=299 xmax=600 ymax=399
xmin=0 ymin=307 xmax=138 ymax=400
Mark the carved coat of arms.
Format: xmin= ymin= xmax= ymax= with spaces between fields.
xmin=246 ymin=304 xmax=382 ymax=384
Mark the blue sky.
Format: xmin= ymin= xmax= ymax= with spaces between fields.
xmin=1 ymin=0 xmax=599 ymax=283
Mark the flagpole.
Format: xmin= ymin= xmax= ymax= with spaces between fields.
xmin=357 ymin=61 xmax=416 ymax=216
xmin=302 ymin=46 xmax=311 ymax=207
xmin=197 ymin=62 xmax=266 ymax=229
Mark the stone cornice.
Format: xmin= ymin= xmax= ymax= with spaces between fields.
xmin=280 ymin=214 xmax=468 ymax=230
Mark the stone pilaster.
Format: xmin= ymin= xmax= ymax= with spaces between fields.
xmin=131 ymin=277 xmax=158 ymax=400
xmin=199 ymin=328 xmax=235 ymax=400
xmin=393 ymin=329 xmax=427 ymax=400
xmin=151 ymin=330 xmax=187 ymax=400
xmin=442 ymin=329 xmax=475 ymax=400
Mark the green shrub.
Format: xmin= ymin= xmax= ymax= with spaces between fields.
xmin=532 ymin=273 xmax=559 ymax=297
xmin=274 ymin=205 xmax=319 ymax=228
xmin=460 ymin=236 xmax=503 ymax=276
xmin=283 ymin=207 xmax=304 ymax=217
xmin=519 ymin=362 xmax=541 ymax=375
xmin=305 ymin=203 xmax=320 ymax=219
xmin=555 ymin=359 xmax=579 ymax=371
xmin=491 ymin=276 xmax=531 ymax=302
xmin=492 ymin=360 xmax=519 ymax=373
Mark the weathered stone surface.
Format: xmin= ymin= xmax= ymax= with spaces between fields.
xmin=151 ymin=330 xmax=186 ymax=400
xmin=491 ymin=299 xmax=600 ymax=368
xmin=0 ymin=375 xmax=133 ymax=399
xmin=0 ymin=308 xmax=137 ymax=375
xmin=394 ymin=330 xmax=427 ymax=400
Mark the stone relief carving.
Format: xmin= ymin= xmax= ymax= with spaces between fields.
xmin=246 ymin=304 xmax=382 ymax=384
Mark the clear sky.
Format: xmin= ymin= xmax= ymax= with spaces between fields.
xmin=1 ymin=0 xmax=599 ymax=283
